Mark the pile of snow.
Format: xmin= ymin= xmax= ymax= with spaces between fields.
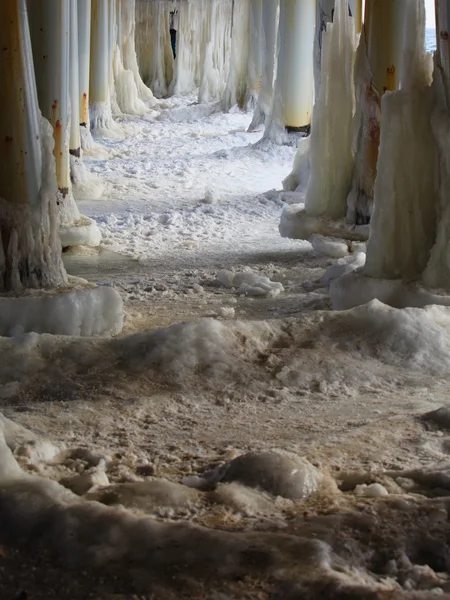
xmin=3 ymin=301 xmax=450 ymax=398
xmin=216 ymin=269 xmax=284 ymax=297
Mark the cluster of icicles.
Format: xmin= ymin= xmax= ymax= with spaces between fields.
xmin=113 ymin=0 xmax=265 ymax=113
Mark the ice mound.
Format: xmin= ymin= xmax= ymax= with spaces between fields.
xmin=3 ymin=301 xmax=450 ymax=399
xmin=59 ymin=215 xmax=102 ymax=248
xmin=310 ymin=234 xmax=351 ymax=258
xmin=218 ymin=450 xmax=322 ymax=500
xmin=216 ymin=269 xmax=284 ymax=298
xmin=0 ymin=421 xmax=331 ymax=586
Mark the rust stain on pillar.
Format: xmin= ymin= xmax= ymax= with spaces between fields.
xmin=385 ymin=64 xmax=396 ymax=93
xmin=80 ymin=91 xmax=88 ymax=126
xmin=54 ymin=118 xmax=64 ymax=192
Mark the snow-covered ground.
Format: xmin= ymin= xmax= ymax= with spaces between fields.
xmin=77 ymin=95 xmax=299 ymax=263
xmin=3 ymin=97 xmax=450 ymax=599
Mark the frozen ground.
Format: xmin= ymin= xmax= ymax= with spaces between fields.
xmin=2 ymin=96 xmax=450 ymax=599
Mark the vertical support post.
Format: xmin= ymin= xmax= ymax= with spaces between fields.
xmin=278 ymin=0 xmax=316 ymax=131
xmin=261 ymin=0 xmax=279 ymax=107
xmin=78 ymin=0 xmax=91 ymax=129
xmin=0 ymin=0 xmax=66 ymax=291
xmin=365 ymin=0 xmax=405 ymax=94
xmin=349 ymin=0 xmax=363 ymax=34
xmin=248 ymin=0 xmax=279 ymax=129
xmin=69 ymin=0 xmax=81 ymax=158
xmin=90 ymin=0 xmax=111 ymax=128
xmin=346 ymin=0 xmax=407 ymax=225
xmin=28 ymin=0 xmax=73 ymax=198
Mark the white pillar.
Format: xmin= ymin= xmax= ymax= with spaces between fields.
xmin=90 ymin=0 xmax=112 ymax=129
xmin=365 ymin=0 xmax=405 ymax=94
xmin=279 ymin=0 xmax=316 ymax=130
xmin=0 ymin=0 xmax=67 ymax=291
xmin=78 ymin=0 xmax=91 ymax=130
xmin=248 ymin=0 xmax=279 ymax=130
xmin=28 ymin=0 xmax=70 ymax=195
xmin=69 ymin=0 xmax=81 ymax=157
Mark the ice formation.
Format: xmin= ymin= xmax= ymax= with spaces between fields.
xmin=279 ymin=204 xmax=369 ymax=242
xmin=0 ymin=114 xmax=67 ymax=292
xmin=345 ymin=30 xmax=380 ymax=225
xmin=118 ymin=0 xmax=157 ymax=107
xmin=222 ymin=0 xmax=251 ymax=110
xmin=248 ymin=0 xmax=279 ymax=131
xmin=0 ymin=283 xmax=123 ymax=337
xmin=135 ymin=0 xmax=232 ymax=102
xmin=305 ymin=0 xmax=356 ymax=219
xmin=310 ymin=234 xmax=353 ymax=259
xmin=216 ymin=269 xmax=284 ymax=298
xmin=244 ymin=0 xmax=263 ymax=111
xmin=363 ymin=2 xmax=435 ymax=281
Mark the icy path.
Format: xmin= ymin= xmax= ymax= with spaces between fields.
xmin=77 ymin=96 xmax=301 ymax=263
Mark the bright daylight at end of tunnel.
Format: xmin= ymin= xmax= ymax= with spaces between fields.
xmin=3 ymin=0 xmax=450 ymax=598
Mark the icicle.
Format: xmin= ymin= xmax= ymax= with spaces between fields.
xmin=120 ymin=0 xmax=157 ymax=106
xmin=244 ymin=0 xmax=263 ymax=110
xmin=305 ymin=0 xmax=356 ymax=219
xmin=222 ymin=0 xmax=251 ymax=110
xmin=248 ymin=0 xmax=279 ymax=130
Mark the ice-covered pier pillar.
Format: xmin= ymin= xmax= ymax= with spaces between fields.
xmin=249 ymin=0 xmax=279 ymax=130
xmin=27 ymin=0 xmax=81 ymax=228
xmin=69 ymin=0 xmax=82 ymax=167
xmin=90 ymin=0 xmax=114 ymax=131
xmin=0 ymin=0 xmax=67 ymax=292
xmin=279 ymin=0 xmax=315 ymax=132
xmin=245 ymin=0 xmax=263 ymax=110
xmin=78 ymin=0 xmax=93 ymax=147
xmin=346 ymin=0 xmax=406 ymax=225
